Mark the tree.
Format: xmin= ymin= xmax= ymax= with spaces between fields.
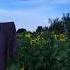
xmin=49 ymin=18 xmax=65 ymax=34
xmin=17 ymin=28 xmax=26 ymax=33
xmin=36 ymin=26 xmax=43 ymax=32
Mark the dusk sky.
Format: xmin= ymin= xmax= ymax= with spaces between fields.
xmin=0 ymin=0 xmax=70 ymax=31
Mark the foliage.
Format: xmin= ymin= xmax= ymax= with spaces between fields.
xmin=8 ymin=13 xmax=70 ymax=70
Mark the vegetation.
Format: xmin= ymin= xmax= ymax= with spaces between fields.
xmin=9 ymin=13 xmax=70 ymax=70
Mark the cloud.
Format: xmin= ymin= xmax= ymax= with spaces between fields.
xmin=0 ymin=0 xmax=70 ymax=31
xmin=0 ymin=0 xmax=54 ymax=31
xmin=52 ymin=0 xmax=70 ymax=4
xmin=0 ymin=9 xmax=50 ymax=31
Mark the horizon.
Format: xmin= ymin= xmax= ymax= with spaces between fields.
xmin=0 ymin=0 xmax=70 ymax=31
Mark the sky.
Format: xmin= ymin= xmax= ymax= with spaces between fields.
xmin=0 ymin=0 xmax=70 ymax=31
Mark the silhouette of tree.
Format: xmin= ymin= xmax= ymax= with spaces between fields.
xmin=36 ymin=26 xmax=43 ymax=32
xmin=49 ymin=18 xmax=65 ymax=34
xmin=17 ymin=28 xmax=26 ymax=33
